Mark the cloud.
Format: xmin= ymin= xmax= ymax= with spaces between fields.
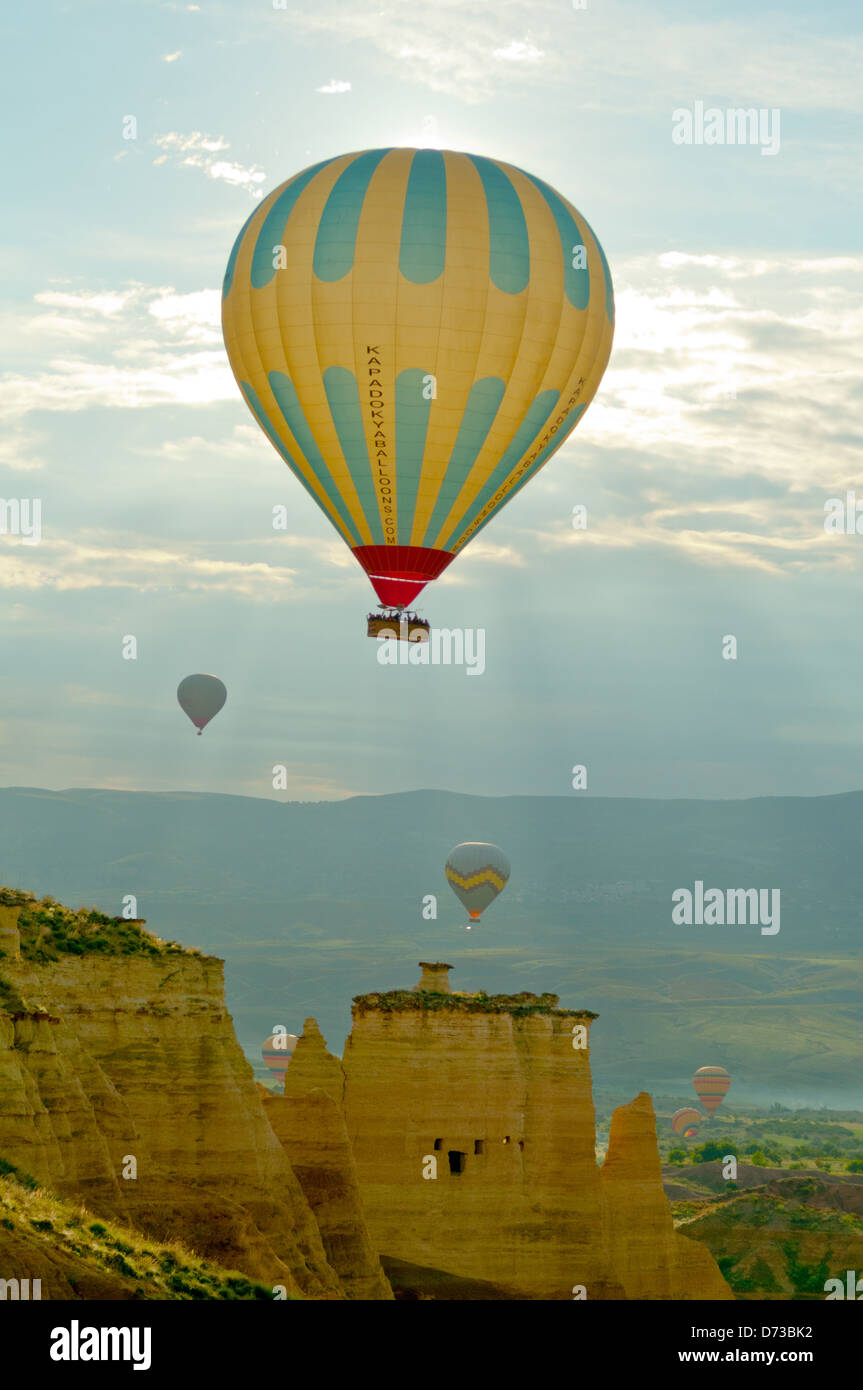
xmin=207 ymin=161 xmax=268 ymax=191
xmin=492 ymin=40 xmax=542 ymax=62
xmin=0 ymin=430 xmax=46 ymax=473
xmin=440 ymin=541 xmax=527 ymax=583
xmin=162 ymin=51 xmax=182 ymax=63
xmin=282 ymin=0 xmax=863 ymax=110
xmin=0 ymin=352 xmax=232 ymax=420
xmin=154 ymin=131 xmax=229 ymax=157
xmin=588 ymin=252 xmax=863 ymax=496
xmin=61 ymin=684 xmax=132 ymax=707
xmin=146 ymin=289 xmax=222 ymax=343
xmin=153 ymin=132 xmax=266 ymax=196
xmin=286 ymin=0 xmax=534 ymax=102
xmin=0 ymin=536 xmax=303 ymax=597
xmin=522 ymin=249 xmax=863 ymax=574
xmin=36 ymin=290 xmax=135 ymax=317
xmin=0 ymin=285 xmax=232 ymax=420
xmin=2 ymin=251 xmax=862 ymax=583
xmin=315 ymin=79 xmax=351 ymax=93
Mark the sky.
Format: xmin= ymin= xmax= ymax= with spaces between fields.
xmin=2 ymin=0 xmax=863 ymax=801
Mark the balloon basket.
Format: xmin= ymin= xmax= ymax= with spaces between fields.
xmin=367 ymin=612 xmax=430 ymax=642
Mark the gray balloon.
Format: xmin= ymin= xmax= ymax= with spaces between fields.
xmin=177 ymin=673 xmax=227 ymax=735
xmin=445 ymin=842 xmax=511 ymax=922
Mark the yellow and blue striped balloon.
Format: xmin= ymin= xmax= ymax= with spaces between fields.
xmin=222 ymin=148 xmax=614 ymax=608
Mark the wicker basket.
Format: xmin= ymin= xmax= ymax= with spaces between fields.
xmin=367 ymin=615 xmax=430 ymax=642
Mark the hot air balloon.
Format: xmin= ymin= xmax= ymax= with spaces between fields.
xmin=177 ymin=674 xmax=227 ymax=735
xmin=445 ymin=842 xmax=510 ymax=929
xmin=221 ymin=149 xmax=614 ymax=631
xmin=261 ymin=1031 xmax=298 ymax=1089
xmin=693 ymin=1065 xmax=731 ymax=1116
xmin=671 ymin=1107 xmax=703 ymax=1139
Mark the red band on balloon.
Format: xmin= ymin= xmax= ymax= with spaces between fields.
xmin=352 ymin=545 xmax=455 ymax=607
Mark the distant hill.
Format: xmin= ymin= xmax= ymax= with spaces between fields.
xmin=669 ymin=1170 xmax=863 ymax=1300
xmin=2 ymin=785 xmax=862 ymax=1103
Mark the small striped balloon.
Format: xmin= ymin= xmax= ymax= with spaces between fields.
xmin=671 ymin=1107 xmax=703 ymax=1138
xmin=262 ymin=1032 xmax=298 ymax=1088
xmin=693 ymin=1065 xmax=731 ymax=1115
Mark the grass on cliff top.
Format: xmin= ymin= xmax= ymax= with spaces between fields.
xmin=0 ymin=1157 xmax=284 ymax=1300
xmin=352 ymin=987 xmax=598 ymax=1019
xmin=4 ymin=889 xmax=202 ymax=963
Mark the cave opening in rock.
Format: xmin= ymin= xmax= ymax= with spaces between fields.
xmin=433 ymin=1138 xmax=442 ymax=1150
xmin=448 ymin=1150 xmax=466 ymax=1175
xmin=474 ymin=1139 xmax=485 ymax=1154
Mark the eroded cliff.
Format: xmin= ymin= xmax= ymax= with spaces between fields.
xmin=1 ymin=893 xmax=734 ymax=1302
xmin=601 ymin=1092 xmax=732 ymax=1299
xmin=341 ymin=963 xmax=731 ymax=1300
xmin=0 ymin=896 xmax=341 ymax=1299
xmin=264 ymin=1018 xmax=393 ymax=1299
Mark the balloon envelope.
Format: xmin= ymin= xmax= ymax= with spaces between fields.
xmin=222 ymin=148 xmax=614 ymax=608
xmin=177 ymin=674 xmax=227 ymax=734
xmin=261 ymin=1032 xmax=298 ymax=1085
xmin=693 ymin=1065 xmax=731 ymax=1115
xmin=445 ymin=842 xmax=510 ymax=921
xmin=671 ymin=1107 xmax=703 ymax=1138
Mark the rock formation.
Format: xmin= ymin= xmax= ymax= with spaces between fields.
xmin=0 ymin=893 xmax=30 ymax=959
xmin=413 ymin=962 xmax=453 ymax=994
xmin=2 ymin=891 xmax=733 ymax=1302
xmin=264 ymin=1018 xmax=392 ymax=1300
xmin=601 ymin=1092 xmax=731 ymax=1298
xmin=340 ymin=964 xmax=732 ymax=1299
xmin=0 ymin=897 xmax=342 ymax=1299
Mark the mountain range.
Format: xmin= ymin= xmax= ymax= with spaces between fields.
xmin=2 ymin=785 xmax=861 ymax=1104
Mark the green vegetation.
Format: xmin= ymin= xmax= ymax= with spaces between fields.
xmin=782 ymin=1244 xmax=832 ymax=1295
xmin=717 ymin=1255 xmax=761 ymax=1294
xmin=691 ymin=1139 xmax=739 ymax=1163
xmin=6 ymin=890 xmax=201 ymax=963
xmin=353 ymin=987 xmax=597 ymax=1020
xmin=650 ymin=1102 xmax=863 ymax=1174
xmin=0 ymin=1157 xmax=39 ymax=1191
xmin=0 ymin=974 xmax=28 ymax=1012
xmin=0 ymin=1158 xmax=281 ymax=1300
xmin=672 ymin=1175 xmax=863 ymax=1301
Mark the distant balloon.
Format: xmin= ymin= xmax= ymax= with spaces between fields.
xmin=445 ymin=842 xmax=510 ymax=929
xmin=671 ymin=1107 xmax=703 ymax=1139
xmin=262 ymin=1032 xmax=298 ymax=1089
xmin=693 ymin=1065 xmax=731 ymax=1115
xmin=177 ymin=674 xmax=227 ymax=735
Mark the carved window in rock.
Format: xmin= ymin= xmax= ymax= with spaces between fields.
xmin=474 ymin=1139 xmax=485 ymax=1155
xmin=448 ymin=1150 xmax=466 ymax=1175
xmin=433 ymin=1138 xmax=443 ymax=1151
